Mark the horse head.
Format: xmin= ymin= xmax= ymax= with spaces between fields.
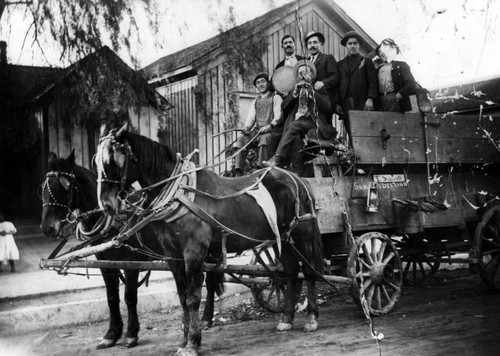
xmin=96 ymin=122 xmax=177 ymax=216
xmin=96 ymin=122 xmax=141 ymax=216
xmin=41 ymin=149 xmax=93 ymax=238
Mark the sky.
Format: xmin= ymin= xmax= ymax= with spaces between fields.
xmin=0 ymin=0 xmax=499 ymax=89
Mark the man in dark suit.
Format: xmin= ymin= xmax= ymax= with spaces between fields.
xmin=304 ymin=30 xmax=339 ymax=107
xmin=275 ymin=35 xmax=305 ymax=69
xmin=270 ymin=61 xmax=336 ymax=173
xmin=335 ymin=31 xmax=378 ymax=139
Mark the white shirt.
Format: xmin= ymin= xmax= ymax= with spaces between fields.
xmin=284 ymin=55 xmax=299 ymax=67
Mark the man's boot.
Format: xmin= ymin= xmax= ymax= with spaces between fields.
xmin=257 ymin=145 xmax=269 ymax=168
xmin=274 ymin=154 xmax=285 ymax=168
xmin=234 ymin=150 xmax=246 ymax=176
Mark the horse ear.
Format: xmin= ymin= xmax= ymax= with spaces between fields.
xmin=48 ymin=151 xmax=58 ymax=165
xmin=67 ymin=149 xmax=75 ymax=164
xmin=115 ymin=122 xmax=129 ymax=138
xmin=100 ymin=123 xmax=109 ymax=137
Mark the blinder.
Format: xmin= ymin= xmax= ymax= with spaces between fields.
xmin=42 ymin=171 xmax=78 ymax=219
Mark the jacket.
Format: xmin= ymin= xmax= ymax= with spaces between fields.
xmin=382 ymin=60 xmax=417 ymax=112
xmin=336 ymin=54 xmax=378 ymax=109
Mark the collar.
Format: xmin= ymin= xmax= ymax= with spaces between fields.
xmin=259 ymin=91 xmax=273 ymax=99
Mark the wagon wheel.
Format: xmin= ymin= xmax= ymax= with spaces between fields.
xmin=249 ymin=246 xmax=302 ymax=313
xmin=348 ymin=232 xmax=403 ymax=316
xmin=394 ymin=234 xmax=441 ymax=286
xmin=474 ymin=205 xmax=500 ymax=291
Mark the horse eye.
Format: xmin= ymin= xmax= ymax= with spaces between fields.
xmin=59 ymin=176 xmax=71 ymax=191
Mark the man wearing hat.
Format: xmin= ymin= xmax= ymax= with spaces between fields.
xmin=232 ymin=73 xmax=283 ymax=176
xmin=335 ymin=30 xmax=377 ymax=140
xmin=304 ymin=30 xmax=339 ymax=106
xmin=269 ymin=60 xmax=336 ymax=173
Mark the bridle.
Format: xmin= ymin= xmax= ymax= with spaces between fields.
xmin=96 ymin=130 xmax=141 ymax=206
xmin=42 ymin=171 xmax=79 ymax=223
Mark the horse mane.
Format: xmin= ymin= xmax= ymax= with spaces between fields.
xmin=123 ymin=131 xmax=177 ymax=175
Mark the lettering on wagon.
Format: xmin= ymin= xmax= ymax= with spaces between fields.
xmin=353 ymin=181 xmax=409 ymax=191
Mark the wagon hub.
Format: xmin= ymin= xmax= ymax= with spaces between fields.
xmin=370 ymin=261 xmax=395 ymax=285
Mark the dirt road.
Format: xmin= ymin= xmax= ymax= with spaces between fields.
xmin=2 ymin=268 xmax=499 ymax=356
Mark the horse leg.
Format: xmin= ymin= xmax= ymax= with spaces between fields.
xmin=303 ymin=276 xmax=319 ymax=332
xmin=277 ymin=245 xmax=300 ymax=332
xmin=96 ymin=268 xmax=123 ymax=349
xmin=169 ymin=260 xmax=190 ymax=349
xmin=124 ymin=269 xmax=140 ymax=348
xmin=176 ymin=254 xmax=205 ymax=356
xmin=201 ymin=271 xmax=215 ymax=329
xmin=202 ymin=271 xmax=224 ymax=328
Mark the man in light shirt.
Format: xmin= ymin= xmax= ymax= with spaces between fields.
xmin=233 ymin=73 xmax=283 ymax=176
xmin=275 ymin=35 xmax=305 ymax=69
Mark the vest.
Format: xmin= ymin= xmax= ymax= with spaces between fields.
xmin=255 ymin=94 xmax=275 ymax=127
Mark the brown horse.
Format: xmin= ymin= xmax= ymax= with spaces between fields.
xmin=96 ymin=123 xmax=324 ymax=356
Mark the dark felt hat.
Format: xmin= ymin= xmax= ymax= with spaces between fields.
xmin=341 ymin=31 xmax=364 ymax=46
xmin=253 ymin=72 xmax=269 ymax=86
xmin=304 ymin=30 xmax=325 ymax=45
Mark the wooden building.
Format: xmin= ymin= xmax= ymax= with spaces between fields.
xmin=141 ymin=0 xmax=377 ymax=173
xmin=0 ymin=44 xmax=171 ymax=216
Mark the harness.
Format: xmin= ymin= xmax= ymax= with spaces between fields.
xmin=42 ymin=171 xmax=79 ymax=224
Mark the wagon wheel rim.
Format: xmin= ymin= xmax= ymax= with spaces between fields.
xmin=395 ymin=234 xmax=441 ymax=286
xmin=474 ymin=205 xmax=500 ymax=291
xmin=249 ymin=246 xmax=303 ymax=313
xmin=348 ymin=232 xmax=403 ymax=316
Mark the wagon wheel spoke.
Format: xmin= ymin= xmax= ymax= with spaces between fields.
xmin=481 ymin=235 xmax=500 ymax=249
xmin=365 ymin=283 xmax=375 ymax=307
xmin=484 ymin=254 xmax=500 ymax=275
xmin=361 ymin=278 xmax=372 ymax=293
xmin=371 ymin=237 xmax=378 ymax=262
xmin=382 ymin=251 xmax=395 ymax=265
xmin=360 ymin=259 xmax=371 ymax=270
xmin=418 ymin=262 xmax=428 ymax=278
xmin=377 ymin=241 xmax=388 ymax=262
xmin=361 ymin=243 xmax=374 ymax=265
xmin=375 ymin=286 xmax=382 ymax=310
xmin=381 ymin=284 xmax=391 ymax=301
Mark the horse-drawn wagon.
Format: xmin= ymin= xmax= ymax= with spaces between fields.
xmin=39 ymin=109 xmax=500 ymax=354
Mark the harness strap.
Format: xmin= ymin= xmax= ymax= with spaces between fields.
xmin=177 ymin=195 xmax=266 ymax=244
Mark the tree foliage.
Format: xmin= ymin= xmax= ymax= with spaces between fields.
xmin=1 ymin=0 xmax=161 ymax=67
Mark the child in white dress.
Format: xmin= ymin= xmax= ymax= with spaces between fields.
xmin=0 ymin=213 xmax=19 ymax=273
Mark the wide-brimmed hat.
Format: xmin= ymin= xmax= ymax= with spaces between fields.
xmin=293 ymin=60 xmax=317 ymax=82
xmin=253 ymin=72 xmax=269 ymax=86
xmin=304 ymin=30 xmax=325 ymax=45
xmin=341 ymin=31 xmax=364 ymax=46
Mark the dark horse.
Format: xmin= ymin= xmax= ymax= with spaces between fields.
xmin=96 ymin=124 xmax=324 ymax=356
xmin=40 ymin=150 xmax=165 ymax=349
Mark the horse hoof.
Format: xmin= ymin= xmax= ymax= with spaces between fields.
xmin=201 ymin=320 xmax=212 ymax=329
xmin=96 ymin=338 xmax=117 ymax=349
xmin=175 ymin=346 xmax=199 ymax=356
xmin=303 ymin=320 xmax=318 ymax=332
xmin=303 ymin=314 xmax=318 ymax=332
xmin=126 ymin=337 xmax=138 ymax=348
xmin=276 ymin=322 xmax=293 ymax=332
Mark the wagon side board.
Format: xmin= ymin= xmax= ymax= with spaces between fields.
xmin=349 ymin=111 xmax=500 ymax=165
